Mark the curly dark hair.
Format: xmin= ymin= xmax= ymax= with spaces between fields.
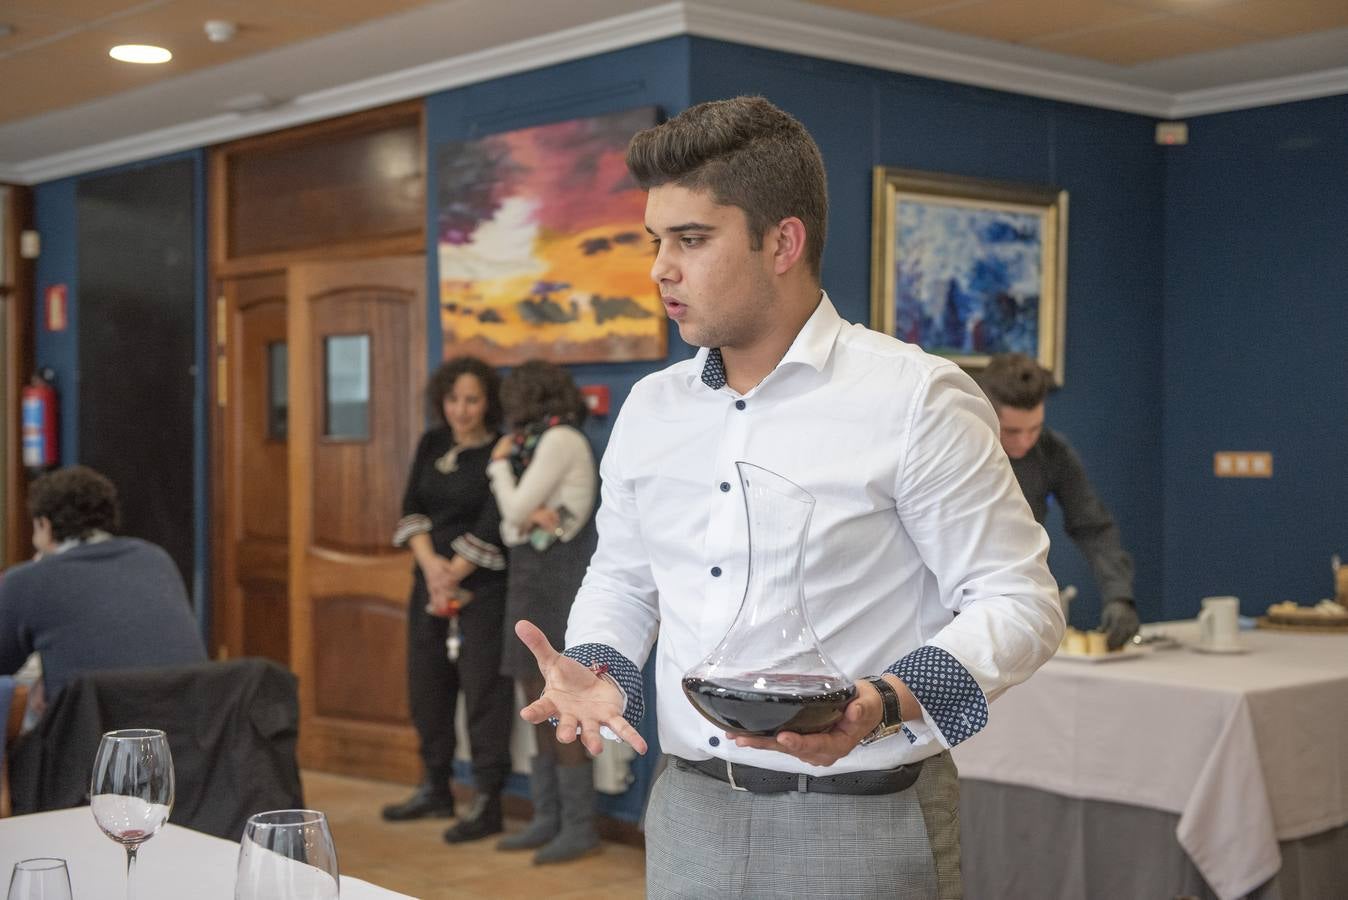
xmin=500 ymin=360 xmax=588 ymax=430
xmin=426 ymin=356 xmax=503 ymax=430
xmin=977 ymin=353 xmax=1054 ymax=410
xmin=28 ymin=465 xmax=121 ymax=542
xmin=626 ymin=96 xmax=828 ymax=276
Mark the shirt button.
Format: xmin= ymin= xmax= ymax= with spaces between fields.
xmin=710 ymin=566 xmax=722 ymax=577
xmin=708 ymin=735 xmax=720 ymax=747
xmin=719 ymin=481 xmax=730 ymax=492
xmin=735 ymin=400 xmax=746 ymax=410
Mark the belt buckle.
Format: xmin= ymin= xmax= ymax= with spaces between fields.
xmin=725 ymin=759 xmax=748 ymax=792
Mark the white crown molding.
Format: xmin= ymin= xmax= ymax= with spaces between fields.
xmin=5 ymin=0 xmax=1348 ymax=184
xmin=1170 ymin=64 xmax=1348 ymax=118
xmin=295 ymin=2 xmax=688 ymax=113
xmin=680 ymin=1 xmax=1174 ymax=118
xmin=5 ymin=3 xmax=690 ymax=185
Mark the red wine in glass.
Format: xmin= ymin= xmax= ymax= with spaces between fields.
xmin=682 ymin=673 xmax=857 ymax=736
xmin=90 ymin=729 xmax=174 ymax=900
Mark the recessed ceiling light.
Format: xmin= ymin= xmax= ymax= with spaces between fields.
xmin=109 ymin=44 xmax=172 ymax=64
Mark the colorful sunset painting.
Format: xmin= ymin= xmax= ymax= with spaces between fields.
xmin=436 ymin=108 xmax=664 ymax=365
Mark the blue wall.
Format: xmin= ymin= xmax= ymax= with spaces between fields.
xmin=689 ymin=38 xmax=1168 ymax=628
xmin=32 ymin=178 xmax=80 ymax=463
xmin=1162 ymin=94 xmax=1348 ymax=618
xmin=424 ymin=35 xmax=691 ymax=823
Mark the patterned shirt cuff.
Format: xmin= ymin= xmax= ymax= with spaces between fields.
xmin=450 ymin=533 xmax=506 ymax=571
xmin=562 ymin=643 xmax=644 ymax=731
xmin=887 ymin=644 xmax=988 ymax=747
xmin=392 ymin=514 xmax=432 ymax=547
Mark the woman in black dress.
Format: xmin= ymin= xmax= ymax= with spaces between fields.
xmin=384 ymin=356 xmax=515 ymax=845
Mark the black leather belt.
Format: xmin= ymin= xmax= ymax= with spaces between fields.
xmin=674 ymin=755 xmax=922 ymax=796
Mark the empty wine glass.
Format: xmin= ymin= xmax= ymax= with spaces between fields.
xmin=90 ymin=729 xmax=174 ymax=900
xmin=7 ymin=858 xmax=72 ymax=900
xmin=235 ymin=809 xmax=339 ymax=900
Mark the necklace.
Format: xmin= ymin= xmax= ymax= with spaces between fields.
xmin=435 ymin=432 xmax=493 ymax=474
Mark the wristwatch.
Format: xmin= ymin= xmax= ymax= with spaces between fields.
xmin=858 ymin=675 xmax=905 ymax=745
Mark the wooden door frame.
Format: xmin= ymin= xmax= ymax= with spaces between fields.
xmin=2 ymin=184 xmax=34 ymax=567
xmin=207 ymin=99 xmax=425 ymax=661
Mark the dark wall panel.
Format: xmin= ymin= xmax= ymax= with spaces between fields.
xmin=76 ymin=158 xmax=196 ymax=590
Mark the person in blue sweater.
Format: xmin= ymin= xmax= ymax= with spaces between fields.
xmin=0 ymin=466 xmax=206 ymax=717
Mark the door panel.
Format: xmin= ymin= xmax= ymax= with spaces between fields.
xmin=215 ymin=274 xmax=290 ymax=665
xmin=289 ymin=256 xmax=424 ymax=782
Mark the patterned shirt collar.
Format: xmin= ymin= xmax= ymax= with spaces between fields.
xmin=694 ymin=291 xmax=841 ymax=391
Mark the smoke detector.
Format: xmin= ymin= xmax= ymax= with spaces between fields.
xmin=204 ymin=20 xmax=237 ymax=43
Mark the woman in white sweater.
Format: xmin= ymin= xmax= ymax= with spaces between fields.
xmin=487 ymin=360 xmax=600 ymax=864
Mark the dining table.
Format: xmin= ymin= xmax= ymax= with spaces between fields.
xmin=952 ymin=620 xmax=1348 ymax=900
xmin=0 ymin=806 xmax=413 ymax=898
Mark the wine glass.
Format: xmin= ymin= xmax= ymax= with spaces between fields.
xmin=235 ymin=809 xmax=340 ymax=900
xmin=90 ymin=729 xmax=174 ymax=900
xmin=7 ymin=858 xmax=73 ymax=900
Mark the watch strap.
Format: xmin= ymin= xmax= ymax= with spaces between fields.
xmin=859 ymin=675 xmax=903 ymax=745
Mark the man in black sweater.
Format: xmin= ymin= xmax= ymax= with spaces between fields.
xmin=0 ymin=466 xmax=206 ymax=710
xmin=978 ymin=354 xmax=1140 ymax=649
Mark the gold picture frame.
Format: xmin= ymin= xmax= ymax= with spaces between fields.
xmin=870 ymin=167 xmax=1068 ymax=384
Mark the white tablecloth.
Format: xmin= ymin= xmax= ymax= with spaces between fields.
xmin=0 ymin=807 xmax=412 ymax=899
xmin=952 ymin=621 xmax=1348 ymax=900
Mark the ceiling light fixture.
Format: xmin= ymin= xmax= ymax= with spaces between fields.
xmin=109 ymin=44 xmax=172 ymax=64
xmin=204 ymin=20 xmax=238 ymax=43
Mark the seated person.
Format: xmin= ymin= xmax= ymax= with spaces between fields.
xmin=0 ymin=466 xmax=206 ymax=715
xmin=977 ymin=354 xmax=1140 ymax=649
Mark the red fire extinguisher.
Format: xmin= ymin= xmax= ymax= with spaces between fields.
xmin=21 ymin=370 xmax=59 ymax=471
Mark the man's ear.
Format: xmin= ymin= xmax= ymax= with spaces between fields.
xmin=770 ymin=217 xmax=808 ymax=276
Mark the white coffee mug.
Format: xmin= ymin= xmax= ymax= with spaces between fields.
xmin=1198 ymin=595 xmax=1240 ymax=650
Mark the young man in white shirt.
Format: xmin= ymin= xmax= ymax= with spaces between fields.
xmin=514 ymin=96 xmax=1064 ymax=898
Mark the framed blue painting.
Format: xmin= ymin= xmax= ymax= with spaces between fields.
xmin=870 ymin=168 xmax=1068 ymax=383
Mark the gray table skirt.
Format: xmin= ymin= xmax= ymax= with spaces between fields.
xmin=960 ymin=779 xmax=1348 ymax=900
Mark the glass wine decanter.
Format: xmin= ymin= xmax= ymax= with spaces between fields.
xmin=682 ymin=461 xmax=856 ymax=736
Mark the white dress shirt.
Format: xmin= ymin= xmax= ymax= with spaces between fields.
xmin=565 ymin=293 xmax=1063 ymax=774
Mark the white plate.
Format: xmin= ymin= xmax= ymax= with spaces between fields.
xmin=1054 ymin=645 xmax=1152 ymax=664
xmin=1190 ymin=643 xmax=1249 ymax=654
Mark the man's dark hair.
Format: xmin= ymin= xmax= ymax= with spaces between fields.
xmin=626 ymin=96 xmax=828 ymax=276
xmin=977 ymin=353 xmax=1054 ymax=410
xmin=426 ymin=356 xmax=503 ymax=431
xmin=501 ymin=360 xmax=588 ymax=429
xmin=28 ymin=465 xmax=120 ymax=541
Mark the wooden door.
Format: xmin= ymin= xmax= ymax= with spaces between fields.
xmin=214 ymin=273 xmax=290 ymax=665
xmin=288 ymin=256 xmax=425 ymax=781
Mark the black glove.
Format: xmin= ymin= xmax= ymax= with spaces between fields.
xmin=1101 ymin=599 xmax=1140 ymax=650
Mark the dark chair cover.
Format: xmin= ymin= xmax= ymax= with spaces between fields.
xmin=8 ymin=658 xmax=303 ymax=840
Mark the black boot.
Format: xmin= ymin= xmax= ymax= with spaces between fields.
xmin=443 ymin=792 xmax=503 ymax=843
xmin=382 ymin=782 xmax=455 ymax=821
